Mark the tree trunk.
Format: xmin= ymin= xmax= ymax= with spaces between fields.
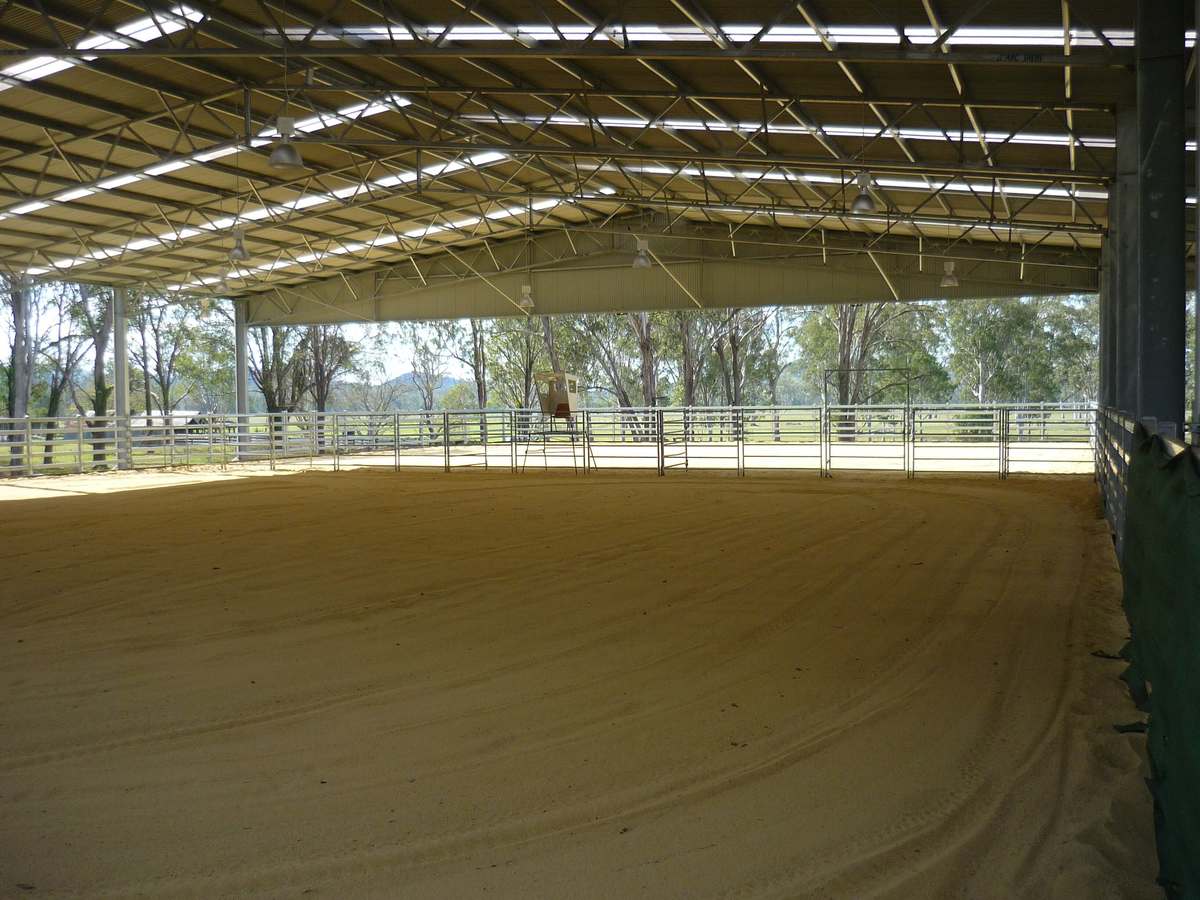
xmin=6 ymin=278 xmax=33 ymax=471
xmin=41 ymin=383 xmax=65 ymax=467
xmin=540 ymin=316 xmax=561 ymax=372
xmin=714 ymin=337 xmax=733 ymax=406
xmin=730 ymin=322 xmax=744 ymax=407
xmin=7 ymin=278 xmax=32 ymax=419
xmin=677 ymin=312 xmax=697 ymax=408
xmin=87 ymin=290 xmax=114 ymax=464
xmin=470 ymin=319 xmax=488 ymax=408
xmin=628 ymin=312 xmax=657 ymax=406
xmin=139 ymin=316 xmax=153 ymax=423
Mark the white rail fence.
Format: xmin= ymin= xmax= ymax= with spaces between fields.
xmin=0 ymin=404 xmax=1096 ymax=479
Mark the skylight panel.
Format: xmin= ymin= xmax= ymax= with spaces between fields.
xmin=0 ymin=6 xmax=202 ymax=92
xmin=193 ymin=146 xmax=239 ymax=162
xmin=23 ymin=152 xmax=513 ymax=278
xmin=95 ymin=174 xmax=142 ymax=190
xmin=145 ymin=160 xmax=191 ymax=176
xmin=4 ymin=95 xmax=403 ymax=222
xmin=256 ymin=21 xmax=1150 ymax=49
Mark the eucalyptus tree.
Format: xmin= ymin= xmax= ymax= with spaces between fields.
xmin=436 ymin=318 xmax=489 ymax=408
xmin=305 ymin=325 xmax=359 ymax=413
xmin=249 ymin=326 xmax=309 ymax=412
xmin=37 ymin=284 xmax=93 ymax=464
xmin=487 ymin=316 xmax=551 ymax=408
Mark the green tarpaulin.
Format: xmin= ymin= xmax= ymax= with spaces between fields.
xmin=1122 ymin=425 xmax=1200 ymax=897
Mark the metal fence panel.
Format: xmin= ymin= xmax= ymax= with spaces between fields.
xmin=1 ymin=404 xmax=1100 ymax=482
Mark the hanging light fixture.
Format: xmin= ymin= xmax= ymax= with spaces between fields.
xmin=270 ymin=8 xmax=303 ymax=171
xmin=269 ymin=116 xmax=304 ymax=169
xmin=518 ymin=284 xmax=535 ymax=309
xmin=850 ymin=172 xmax=876 ymax=214
xmin=940 ymin=260 xmax=959 ymax=288
xmin=632 ymin=238 xmax=652 ymax=268
xmin=229 ymin=229 xmax=250 ymax=262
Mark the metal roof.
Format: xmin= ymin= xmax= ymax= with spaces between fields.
xmin=0 ymin=1 xmax=1156 ymax=313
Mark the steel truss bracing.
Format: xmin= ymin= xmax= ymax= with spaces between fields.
xmin=235 ymin=218 xmax=1098 ymax=327
xmin=0 ymin=0 xmax=1137 ymax=303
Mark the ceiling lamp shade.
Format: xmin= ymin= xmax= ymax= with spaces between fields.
xmin=850 ymin=172 xmax=876 ymax=214
xmin=940 ymin=260 xmax=959 ymax=288
xmin=518 ymin=284 xmax=535 ymax=309
xmin=269 ymin=141 xmax=304 ymax=169
xmin=269 ymin=116 xmax=304 ymax=169
xmin=229 ymin=229 xmax=250 ymax=262
xmin=632 ymin=238 xmax=652 ymax=268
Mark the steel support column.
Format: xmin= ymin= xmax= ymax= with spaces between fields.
xmin=1099 ymin=238 xmax=1115 ymax=407
xmin=1136 ymin=0 xmax=1187 ymax=435
xmin=1115 ymin=103 xmax=1140 ymax=414
xmin=112 ymin=285 xmax=130 ymax=469
xmin=1195 ymin=0 xmax=1200 ymax=437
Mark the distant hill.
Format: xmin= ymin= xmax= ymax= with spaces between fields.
xmin=328 ymin=373 xmax=469 ymax=411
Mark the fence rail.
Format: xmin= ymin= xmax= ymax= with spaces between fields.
xmin=1 ymin=404 xmax=1096 ymax=480
xmin=1095 ymin=407 xmax=1137 ymax=557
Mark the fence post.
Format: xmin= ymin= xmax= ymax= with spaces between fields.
xmin=333 ymin=413 xmax=340 ymax=472
xmin=656 ymin=408 xmax=665 ymax=476
xmin=393 ymin=413 xmax=400 ymax=472
xmin=821 ymin=405 xmax=830 ymax=477
xmin=737 ymin=408 xmax=745 ymax=477
xmin=443 ymin=411 xmax=451 ymax=472
xmin=22 ymin=417 xmax=32 ymax=476
xmin=903 ymin=406 xmax=911 ymax=479
xmin=999 ymin=407 xmax=1008 ymax=479
xmin=510 ymin=410 xmax=518 ymax=473
xmin=581 ymin=410 xmax=590 ymax=473
xmin=268 ymin=415 xmax=276 ymax=471
xmin=76 ymin=416 xmax=84 ymax=473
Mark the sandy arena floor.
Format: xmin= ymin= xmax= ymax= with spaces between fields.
xmin=0 ymin=470 xmax=1155 ymax=898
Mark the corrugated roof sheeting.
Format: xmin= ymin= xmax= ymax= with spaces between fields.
xmin=0 ymin=0 xmax=1162 ymax=312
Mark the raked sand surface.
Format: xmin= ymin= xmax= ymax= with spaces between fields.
xmin=0 ymin=470 xmax=1156 ymax=898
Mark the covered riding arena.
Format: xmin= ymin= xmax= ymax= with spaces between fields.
xmin=1 ymin=1 xmax=1196 ymax=897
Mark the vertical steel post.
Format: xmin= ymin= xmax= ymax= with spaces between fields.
xmin=904 ymin=406 xmax=912 ymax=479
xmin=1195 ymin=0 xmax=1200 ymax=438
xmin=997 ymin=408 xmax=1005 ymax=480
xmin=333 ymin=413 xmax=340 ymax=472
xmin=1136 ymin=0 xmax=1186 ymax=435
xmin=822 ymin=404 xmax=831 ymax=477
xmin=1114 ymin=106 xmax=1139 ymax=415
xmin=737 ymin=409 xmax=745 ymax=476
xmin=22 ymin=417 xmax=32 ymax=475
xmin=656 ymin=408 xmax=665 ymax=476
xmin=443 ymin=411 xmax=451 ymax=472
xmin=394 ymin=413 xmax=400 ymax=472
xmin=75 ymin=416 xmax=84 ymax=473
xmin=582 ymin=410 xmax=591 ymax=473
xmin=510 ymin=410 xmax=517 ymax=473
